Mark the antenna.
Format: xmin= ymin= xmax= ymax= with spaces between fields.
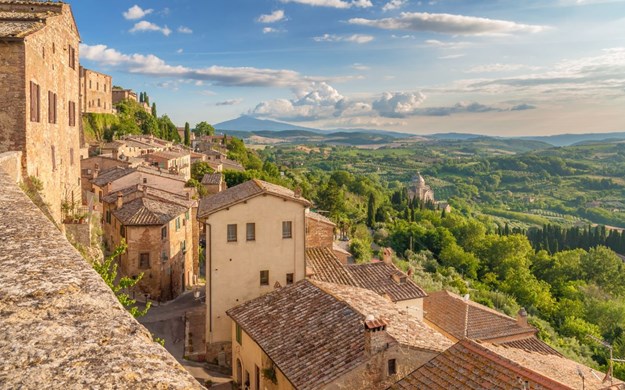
xmin=577 ymin=366 xmax=585 ymax=390
xmin=586 ymin=335 xmax=616 ymax=385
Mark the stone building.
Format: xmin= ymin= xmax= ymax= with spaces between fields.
xmin=201 ymin=172 xmax=226 ymax=195
xmin=112 ymin=87 xmax=137 ymax=104
xmin=407 ymin=172 xmax=434 ymax=203
xmin=79 ymin=66 xmax=112 ymax=114
xmin=305 ymin=211 xmax=335 ymax=248
xmin=197 ymin=179 xmax=311 ymax=363
xmin=142 ymin=149 xmax=191 ymax=180
xmin=80 ymin=155 xmax=129 ymax=204
xmin=227 ymin=280 xmax=451 ymax=390
xmin=102 ymin=185 xmax=196 ymax=301
xmin=0 ymin=1 xmax=82 ymax=222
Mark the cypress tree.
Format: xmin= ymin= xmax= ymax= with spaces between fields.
xmin=184 ymin=122 xmax=191 ymax=146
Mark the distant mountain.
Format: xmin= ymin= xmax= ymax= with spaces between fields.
xmin=214 ymin=115 xmax=321 ymax=133
xmin=427 ymin=133 xmax=485 ymax=141
xmin=519 ymin=132 xmax=625 ymax=147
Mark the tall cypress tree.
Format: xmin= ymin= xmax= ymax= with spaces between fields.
xmin=366 ymin=193 xmax=375 ymax=227
xmin=184 ymin=122 xmax=191 ymax=146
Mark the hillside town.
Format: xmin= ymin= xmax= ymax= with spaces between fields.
xmin=1 ymin=1 xmax=625 ymax=390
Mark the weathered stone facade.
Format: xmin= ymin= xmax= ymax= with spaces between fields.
xmin=112 ymin=87 xmax=137 ymax=104
xmin=79 ymin=66 xmax=113 ymax=114
xmin=305 ymin=211 xmax=335 ymax=248
xmin=0 ymin=167 xmax=202 ymax=388
xmin=0 ymin=2 xmax=82 ymax=223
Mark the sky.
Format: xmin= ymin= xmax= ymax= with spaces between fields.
xmin=73 ymin=0 xmax=625 ymax=136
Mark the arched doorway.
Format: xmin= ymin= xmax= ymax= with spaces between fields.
xmin=236 ymin=358 xmax=242 ymax=388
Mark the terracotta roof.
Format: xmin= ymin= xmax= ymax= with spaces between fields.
xmin=306 ymin=211 xmax=335 ymax=226
xmin=220 ymin=159 xmax=245 ymax=171
xmin=198 ymin=179 xmax=311 ymax=218
xmin=391 ymin=339 xmax=591 ymax=390
xmin=227 ymin=280 xmax=368 ymax=390
xmin=316 ymin=281 xmax=452 ymax=353
xmin=499 ymin=336 xmax=562 ymax=356
xmin=201 ymin=172 xmax=222 ymax=185
xmin=0 ymin=2 xmax=61 ymax=39
xmin=112 ymin=197 xmax=187 ymax=226
xmin=147 ymin=150 xmax=189 ymax=160
xmin=306 ymin=247 xmax=357 ymax=285
xmin=102 ymin=184 xmax=195 ymax=209
xmin=306 ymin=248 xmax=427 ymax=302
xmin=424 ymin=290 xmax=535 ymax=341
xmin=91 ymin=167 xmax=135 ymax=187
xmin=228 ymin=280 xmax=450 ymax=390
xmin=346 ymin=262 xmax=428 ymax=301
xmin=136 ymin=165 xmax=187 ymax=182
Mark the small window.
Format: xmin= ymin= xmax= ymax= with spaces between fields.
xmin=260 ymin=270 xmax=269 ymax=286
xmin=30 ymin=81 xmax=40 ymax=122
xmin=246 ymin=223 xmax=255 ymax=241
xmin=68 ymin=101 xmax=76 ymax=126
xmin=185 ymin=211 xmax=190 ymax=220
xmin=227 ymin=224 xmax=237 ymax=242
xmin=255 ymin=366 xmax=260 ymax=390
xmin=105 ymin=210 xmax=111 ymax=224
xmin=143 ymin=178 xmax=147 ymax=184
xmin=286 ymin=273 xmax=294 ymax=285
xmin=139 ymin=253 xmax=150 ymax=269
xmin=68 ymin=45 xmax=76 ymax=69
xmin=51 ymin=146 xmax=56 ymax=171
xmin=48 ymin=91 xmax=57 ymax=124
xmin=388 ymin=359 xmax=397 ymax=375
xmin=120 ymin=225 xmax=126 ymax=238
xmin=70 ymin=148 xmax=74 ymax=166
xmin=175 ymin=217 xmax=181 ymax=231
xmin=236 ymin=323 xmax=242 ymax=345
xmin=282 ymin=221 xmax=292 ymax=239
xmin=181 ymin=240 xmax=187 ymax=254
xmin=161 ymin=226 xmax=167 ymax=240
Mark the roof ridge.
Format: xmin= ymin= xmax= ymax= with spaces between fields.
xmin=464 ymin=340 xmax=575 ymax=389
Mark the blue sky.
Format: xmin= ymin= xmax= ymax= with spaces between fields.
xmin=74 ymin=0 xmax=625 ymax=135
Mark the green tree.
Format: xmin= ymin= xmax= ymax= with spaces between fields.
xmin=185 ymin=178 xmax=208 ymax=198
xmin=151 ymin=102 xmax=157 ymax=117
xmin=191 ymin=161 xmax=214 ymax=181
xmin=366 ymin=193 xmax=376 ymax=227
xmin=194 ymin=121 xmax=215 ymax=136
xmin=93 ymin=240 xmax=150 ymax=317
xmin=184 ymin=122 xmax=191 ymax=146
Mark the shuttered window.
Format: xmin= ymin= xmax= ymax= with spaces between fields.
xmin=68 ymin=45 xmax=76 ymax=69
xmin=30 ymin=82 xmax=40 ymax=122
xmin=48 ymin=91 xmax=57 ymax=124
xmin=68 ymin=101 xmax=76 ymax=126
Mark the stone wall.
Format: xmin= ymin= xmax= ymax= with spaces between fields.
xmin=80 ymin=66 xmax=113 ymax=114
xmin=0 ymin=169 xmax=203 ymax=388
xmin=306 ymin=215 xmax=335 ymax=248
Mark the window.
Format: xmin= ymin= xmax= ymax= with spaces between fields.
xmin=139 ymin=253 xmax=150 ymax=269
xmin=68 ymin=45 xmax=76 ymax=69
xmin=47 ymin=91 xmax=57 ymax=124
xmin=143 ymin=178 xmax=147 ymax=184
xmin=175 ymin=217 xmax=181 ymax=231
xmin=286 ymin=273 xmax=294 ymax=285
xmin=236 ymin=323 xmax=242 ymax=345
xmin=260 ymin=270 xmax=269 ymax=286
xmin=255 ymin=366 xmax=260 ymax=390
xmin=246 ymin=223 xmax=255 ymax=241
xmin=181 ymin=240 xmax=187 ymax=254
xmin=97 ymin=98 xmax=101 ymax=107
xmin=282 ymin=221 xmax=292 ymax=239
xmin=70 ymin=148 xmax=74 ymax=166
xmin=161 ymin=226 xmax=167 ymax=240
xmin=185 ymin=211 xmax=190 ymax=220
xmin=68 ymin=101 xmax=76 ymax=126
xmin=30 ymin=81 xmax=40 ymax=122
xmin=96 ymin=82 xmax=99 ymax=91
xmin=227 ymin=224 xmax=237 ymax=242
xmin=388 ymin=359 xmax=397 ymax=375
xmin=120 ymin=225 xmax=126 ymax=238
xmin=51 ymin=146 xmax=56 ymax=171
xmin=89 ymin=80 xmax=92 ymax=89
xmin=105 ymin=210 xmax=111 ymax=224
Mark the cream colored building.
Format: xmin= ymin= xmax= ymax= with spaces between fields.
xmin=227 ymin=280 xmax=451 ymax=390
xmin=143 ymin=150 xmax=191 ymax=180
xmin=197 ymin=180 xmax=311 ymax=363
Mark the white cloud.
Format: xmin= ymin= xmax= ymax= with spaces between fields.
xmin=425 ymin=39 xmax=471 ymax=49
xmin=263 ymin=27 xmax=285 ymax=34
xmin=178 ymin=26 xmax=193 ymax=34
xmin=313 ymin=33 xmax=374 ymax=43
xmin=348 ymin=12 xmax=550 ymax=36
xmin=279 ymin=0 xmax=372 ymax=8
xmin=465 ymin=63 xmax=541 ymax=73
xmin=382 ymin=0 xmax=407 ymax=11
xmin=123 ymin=5 xmax=153 ymax=20
xmin=130 ymin=21 xmax=172 ymax=36
xmin=438 ymin=54 xmax=465 ymax=59
xmin=257 ymin=10 xmax=286 ymax=23
xmin=351 ymin=63 xmax=370 ymax=71
xmin=176 ymin=48 xmax=184 ymax=54
xmin=372 ymin=91 xmax=427 ymax=117
xmin=215 ymin=99 xmax=243 ymax=106
xmin=79 ymin=43 xmax=319 ymax=88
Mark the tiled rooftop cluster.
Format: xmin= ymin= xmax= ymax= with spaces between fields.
xmin=0 ymin=170 xmax=202 ymax=388
xmin=306 ymin=247 xmax=427 ymax=302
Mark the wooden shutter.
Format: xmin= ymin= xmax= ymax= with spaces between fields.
xmin=53 ymin=93 xmax=57 ymax=124
xmin=48 ymin=91 xmax=52 ymax=123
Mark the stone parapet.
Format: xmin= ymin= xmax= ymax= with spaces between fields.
xmin=0 ymin=170 xmax=204 ymax=389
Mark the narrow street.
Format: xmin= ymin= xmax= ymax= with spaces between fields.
xmin=137 ymin=287 xmax=232 ymax=389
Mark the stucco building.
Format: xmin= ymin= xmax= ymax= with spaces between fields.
xmin=102 ymin=184 xmax=196 ymax=301
xmin=227 ymin=280 xmax=451 ymax=390
xmin=142 ymin=149 xmax=191 ymax=180
xmin=197 ymin=179 xmax=311 ymax=363
xmin=79 ymin=66 xmax=112 ymax=114
xmin=0 ymin=1 xmax=82 ymax=222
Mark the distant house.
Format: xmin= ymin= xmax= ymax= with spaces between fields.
xmin=197 ymin=179 xmax=311 ymax=364
xmin=142 ymin=150 xmax=191 ymax=180
xmin=407 ymin=172 xmax=434 ymax=203
xmin=112 ymin=87 xmax=137 ymax=104
xmin=102 ymin=185 xmax=196 ymax=301
xmin=227 ymin=280 xmax=451 ymax=390
xmin=79 ymin=66 xmax=113 ymax=114
xmin=306 ymin=247 xmax=427 ymax=320
xmin=201 ymin=172 xmax=226 ymax=195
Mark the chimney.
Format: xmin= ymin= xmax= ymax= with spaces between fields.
xmin=92 ymin=166 xmax=99 ymax=179
xmin=142 ymin=185 xmax=148 ymax=197
xmin=364 ymin=315 xmax=389 ymax=356
xmin=294 ymin=187 xmax=302 ymax=198
xmin=517 ymin=307 xmax=529 ymax=327
xmin=116 ymin=192 xmax=123 ymax=209
xmin=382 ymin=247 xmax=393 ymax=264
xmin=391 ymin=272 xmax=407 ymax=285
xmin=106 ymin=182 xmax=112 ymax=195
